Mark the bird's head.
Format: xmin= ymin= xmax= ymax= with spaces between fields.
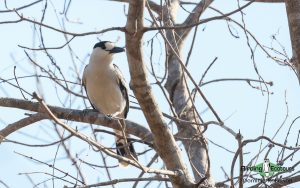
xmin=91 ymin=41 xmax=125 ymax=64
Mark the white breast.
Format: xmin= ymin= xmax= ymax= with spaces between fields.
xmin=84 ymin=63 xmax=126 ymax=117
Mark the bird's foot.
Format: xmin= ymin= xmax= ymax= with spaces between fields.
xmin=105 ymin=114 xmax=114 ymax=120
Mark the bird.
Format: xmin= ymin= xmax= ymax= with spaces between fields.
xmin=82 ymin=41 xmax=137 ymax=166
xmin=263 ymin=159 xmax=271 ymax=177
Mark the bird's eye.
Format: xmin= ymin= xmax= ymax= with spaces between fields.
xmin=105 ymin=42 xmax=115 ymax=51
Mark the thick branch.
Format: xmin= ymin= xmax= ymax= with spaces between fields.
xmin=180 ymin=0 xmax=213 ymax=39
xmin=31 ymin=93 xmax=178 ymax=177
xmin=0 ymin=97 xmax=153 ymax=142
xmin=125 ymin=0 xmax=195 ymax=187
xmin=0 ymin=113 xmax=45 ymax=140
xmin=159 ymin=0 xmax=215 ymax=185
xmin=285 ymin=0 xmax=300 ymax=80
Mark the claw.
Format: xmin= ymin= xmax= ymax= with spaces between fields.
xmin=105 ymin=114 xmax=113 ymax=120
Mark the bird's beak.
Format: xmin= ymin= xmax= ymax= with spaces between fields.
xmin=109 ymin=47 xmax=125 ymax=54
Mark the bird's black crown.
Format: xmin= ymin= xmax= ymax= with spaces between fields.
xmin=93 ymin=41 xmax=110 ymax=49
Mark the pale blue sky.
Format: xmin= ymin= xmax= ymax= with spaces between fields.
xmin=0 ymin=0 xmax=299 ymax=187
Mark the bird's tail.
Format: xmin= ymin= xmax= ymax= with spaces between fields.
xmin=115 ymin=129 xmax=138 ymax=167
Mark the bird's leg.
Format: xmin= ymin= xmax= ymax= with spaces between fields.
xmin=105 ymin=112 xmax=122 ymax=120
xmin=105 ymin=114 xmax=114 ymax=120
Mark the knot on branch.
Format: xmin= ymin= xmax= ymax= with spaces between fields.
xmin=174 ymin=169 xmax=184 ymax=176
xmin=235 ymin=131 xmax=243 ymax=140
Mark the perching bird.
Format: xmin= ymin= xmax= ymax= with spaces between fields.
xmin=82 ymin=41 xmax=137 ymax=166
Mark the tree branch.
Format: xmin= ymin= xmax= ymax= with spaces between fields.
xmin=268 ymin=174 xmax=300 ymax=187
xmin=1 ymin=10 xmax=125 ymax=36
xmin=125 ymin=0 xmax=195 ymax=187
xmin=180 ymin=0 xmax=213 ymax=40
xmin=0 ymin=0 xmax=43 ymax=13
xmin=285 ymin=0 xmax=300 ymax=81
xmin=107 ymin=0 xmax=161 ymax=13
xmin=245 ymin=0 xmax=284 ymax=2
xmin=148 ymin=0 xmax=215 ymax=184
xmin=143 ymin=0 xmax=255 ymax=32
xmin=0 ymin=113 xmax=45 ymax=140
xmin=0 ymin=97 xmax=153 ymax=143
xmin=31 ymin=92 xmax=179 ymax=177
xmin=68 ymin=176 xmax=170 ymax=188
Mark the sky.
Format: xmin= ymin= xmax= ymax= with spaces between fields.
xmin=0 ymin=0 xmax=299 ymax=187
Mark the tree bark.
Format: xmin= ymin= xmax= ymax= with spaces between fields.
xmin=125 ymin=0 xmax=195 ymax=187
xmin=285 ymin=0 xmax=300 ymax=80
xmin=162 ymin=0 xmax=215 ymax=185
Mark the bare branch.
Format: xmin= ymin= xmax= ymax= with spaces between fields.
xmin=237 ymin=132 xmax=244 ymax=188
xmin=0 ymin=113 xmax=45 ymax=140
xmin=0 ymin=97 xmax=153 ymax=142
xmin=153 ymin=16 xmax=223 ymax=124
xmin=209 ymin=6 xmax=297 ymax=73
xmin=144 ymin=0 xmax=255 ymax=32
xmin=132 ymin=154 xmax=159 ymax=188
xmin=2 ymin=10 xmax=125 ymax=36
xmin=245 ymin=0 xmax=284 ymax=2
xmin=268 ymin=174 xmax=300 ymax=187
xmin=0 ymin=179 xmax=10 ymax=188
xmin=68 ymin=176 xmax=170 ymax=188
xmin=180 ymin=0 xmax=213 ymax=40
xmin=3 ymin=135 xmax=73 ymax=147
xmin=285 ymin=0 xmax=300 ymax=81
xmin=15 ymin=151 xmax=85 ymax=185
xmin=146 ymin=0 xmax=218 ymax=184
xmin=0 ymin=0 xmax=43 ymax=13
xmin=18 ymin=36 xmax=75 ymax=50
xmin=230 ymin=135 xmax=300 ymax=187
xmin=108 ymin=0 xmax=161 ymax=13
xmin=31 ymin=92 xmax=180 ymax=177
xmin=125 ymin=0 xmax=195 ymax=187
xmin=200 ymin=78 xmax=273 ymax=87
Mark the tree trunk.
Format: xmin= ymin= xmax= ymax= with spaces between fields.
xmin=285 ymin=0 xmax=300 ymax=80
xmin=163 ymin=0 xmax=215 ymax=186
xmin=125 ymin=0 xmax=195 ymax=187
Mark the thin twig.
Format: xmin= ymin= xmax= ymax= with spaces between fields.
xmin=67 ymin=176 xmax=170 ymax=188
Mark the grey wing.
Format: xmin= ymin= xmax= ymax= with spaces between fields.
xmin=82 ymin=65 xmax=98 ymax=110
xmin=113 ymin=64 xmax=129 ymax=118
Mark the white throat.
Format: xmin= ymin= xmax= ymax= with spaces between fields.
xmin=89 ymin=48 xmax=113 ymax=67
